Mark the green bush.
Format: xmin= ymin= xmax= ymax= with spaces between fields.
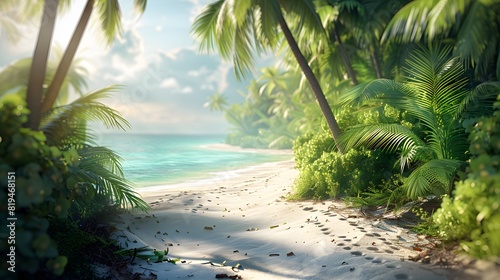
xmin=0 ymin=95 xmax=83 ymax=277
xmin=291 ymin=148 xmax=394 ymax=199
xmin=433 ymin=96 xmax=500 ymax=260
xmin=292 ymin=130 xmax=336 ymax=170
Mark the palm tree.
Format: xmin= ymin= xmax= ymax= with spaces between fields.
xmin=338 ymin=45 xmax=500 ymax=198
xmin=23 ymin=0 xmax=147 ymax=129
xmin=41 ymin=0 xmax=147 ymax=116
xmin=204 ymin=91 xmax=229 ymax=112
xmin=26 ymin=0 xmax=59 ymax=129
xmin=383 ymin=0 xmax=500 ymax=80
xmin=192 ymin=0 xmax=344 ymax=153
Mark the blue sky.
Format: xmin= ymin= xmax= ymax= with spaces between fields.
xmin=0 ymin=0 xmax=276 ymax=135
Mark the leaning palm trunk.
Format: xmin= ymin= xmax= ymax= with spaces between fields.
xmin=26 ymin=0 xmax=59 ymax=129
xmin=42 ymin=0 xmax=94 ymax=115
xmin=277 ymin=11 xmax=343 ymax=154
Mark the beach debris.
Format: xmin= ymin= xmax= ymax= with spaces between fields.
xmin=412 ymin=246 xmax=423 ymax=252
xmin=165 ymin=243 xmax=173 ymax=246
xmin=287 ymin=252 xmax=295 ymax=257
xmin=341 ymin=261 xmax=348 ymax=265
xmin=215 ymin=274 xmax=242 ymax=279
xmin=270 ymin=225 xmax=279 ymax=229
xmin=246 ymin=227 xmax=258 ymax=231
xmin=204 ymin=226 xmax=214 ymax=230
xmin=233 ymin=250 xmax=239 ymax=253
xmin=269 ymin=253 xmax=280 ymax=257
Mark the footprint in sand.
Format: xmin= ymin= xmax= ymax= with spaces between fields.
xmin=344 ymin=239 xmax=352 ymax=242
xmin=365 ymin=233 xmax=374 ymax=237
xmin=365 ymin=256 xmax=374 ymax=260
xmin=367 ymin=247 xmax=379 ymax=251
xmin=394 ymin=273 xmax=409 ymax=279
xmin=385 ymin=264 xmax=397 ymax=269
xmin=320 ymin=228 xmax=329 ymax=232
xmin=372 ymin=233 xmax=381 ymax=237
xmin=389 ymin=246 xmax=400 ymax=251
xmin=336 ymin=243 xmax=345 ymax=246
xmin=351 ymin=251 xmax=363 ymax=256
xmin=338 ymin=235 xmax=347 ymax=238
xmin=385 ymin=250 xmax=394 ymax=254
xmin=371 ymin=259 xmax=383 ymax=264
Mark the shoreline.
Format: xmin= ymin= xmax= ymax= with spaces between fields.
xmin=136 ymin=159 xmax=295 ymax=196
xmin=133 ymin=143 xmax=293 ymax=193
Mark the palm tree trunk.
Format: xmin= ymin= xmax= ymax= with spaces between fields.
xmin=371 ymin=43 xmax=383 ymax=78
xmin=276 ymin=11 xmax=343 ymax=154
xmin=332 ymin=26 xmax=358 ymax=85
xmin=41 ymin=0 xmax=94 ymax=115
xmin=26 ymin=0 xmax=59 ymax=130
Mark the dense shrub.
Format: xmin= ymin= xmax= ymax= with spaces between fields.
xmin=291 ymin=147 xmax=395 ymax=200
xmin=0 ymin=95 xmax=82 ymax=278
xmin=0 ymin=95 xmax=144 ymax=278
xmin=292 ymin=129 xmax=336 ymax=170
xmin=433 ymin=96 xmax=500 ymax=260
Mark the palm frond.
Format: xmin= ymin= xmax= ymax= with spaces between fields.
xmin=403 ymin=158 xmax=462 ymax=198
xmin=78 ymin=146 xmax=125 ymax=177
xmin=41 ymin=86 xmax=130 ymax=146
xmin=95 ymin=0 xmax=123 ymax=45
xmin=71 ymin=160 xmax=148 ymax=211
xmin=337 ymin=78 xmax=410 ymax=107
xmin=339 ymin=123 xmax=424 ymax=154
xmin=0 ymin=58 xmax=32 ymax=95
xmin=133 ymin=0 xmax=147 ymax=14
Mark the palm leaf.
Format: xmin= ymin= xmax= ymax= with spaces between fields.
xmin=339 ymin=123 xmax=425 ymax=155
xmin=95 ymin=0 xmax=122 ymax=45
xmin=403 ymin=158 xmax=462 ymax=198
xmin=40 ymin=86 xmax=130 ymax=147
xmin=71 ymin=157 xmax=148 ymax=210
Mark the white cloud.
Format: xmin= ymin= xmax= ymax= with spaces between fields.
xmin=159 ymin=77 xmax=180 ymax=89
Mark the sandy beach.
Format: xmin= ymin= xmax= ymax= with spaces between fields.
xmin=113 ymin=157 xmax=496 ymax=280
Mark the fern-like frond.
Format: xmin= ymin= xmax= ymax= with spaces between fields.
xmin=41 ymin=86 xmax=130 ymax=146
xmin=403 ymin=158 xmax=462 ymax=198
xmin=337 ymin=79 xmax=411 ymax=107
xmin=339 ymin=123 xmax=425 ymax=154
xmin=71 ymin=161 xmax=148 ymax=211
xmin=95 ymin=0 xmax=123 ymax=45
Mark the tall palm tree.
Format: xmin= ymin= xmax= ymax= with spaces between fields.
xmin=338 ymin=45 xmax=500 ymax=198
xmin=26 ymin=0 xmax=59 ymax=129
xmin=41 ymin=0 xmax=147 ymax=118
xmin=192 ymin=0 xmax=344 ymax=153
xmin=383 ymin=0 xmax=500 ymax=80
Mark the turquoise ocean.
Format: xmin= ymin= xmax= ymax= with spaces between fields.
xmin=97 ymin=134 xmax=292 ymax=188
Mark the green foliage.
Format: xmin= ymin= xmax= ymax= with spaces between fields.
xmin=292 ymin=130 xmax=335 ymax=169
xmin=433 ymin=96 xmax=500 ymax=260
xmin=338 ymin=45 xmax=494 ymax=199
xmin=0 ymin=95 xmax=147 ymax=278
xmin=0 ymin=96 xmax=81 ymax=277
xmin=292 ymin=128 xmax=396 ymax=199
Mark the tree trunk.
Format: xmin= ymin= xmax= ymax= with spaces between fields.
xmin=26 ymin=0 xmax=59 ymax=130
xmin=277 ymin=11 xmax=343 ymax=154
xmin=41 ymin=0 xmax=94 ymax=114
xmin=332 ymin=26 xmax=358 ymax=85
xmin=372 ymin=43 xmax=383 ymax=79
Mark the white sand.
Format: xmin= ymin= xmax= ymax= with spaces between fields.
xmin=113 ymin=158 xmax=492 ymax=279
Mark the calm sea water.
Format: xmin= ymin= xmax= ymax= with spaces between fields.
xmin=96 ymin=134 xmax=291 ymax=187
